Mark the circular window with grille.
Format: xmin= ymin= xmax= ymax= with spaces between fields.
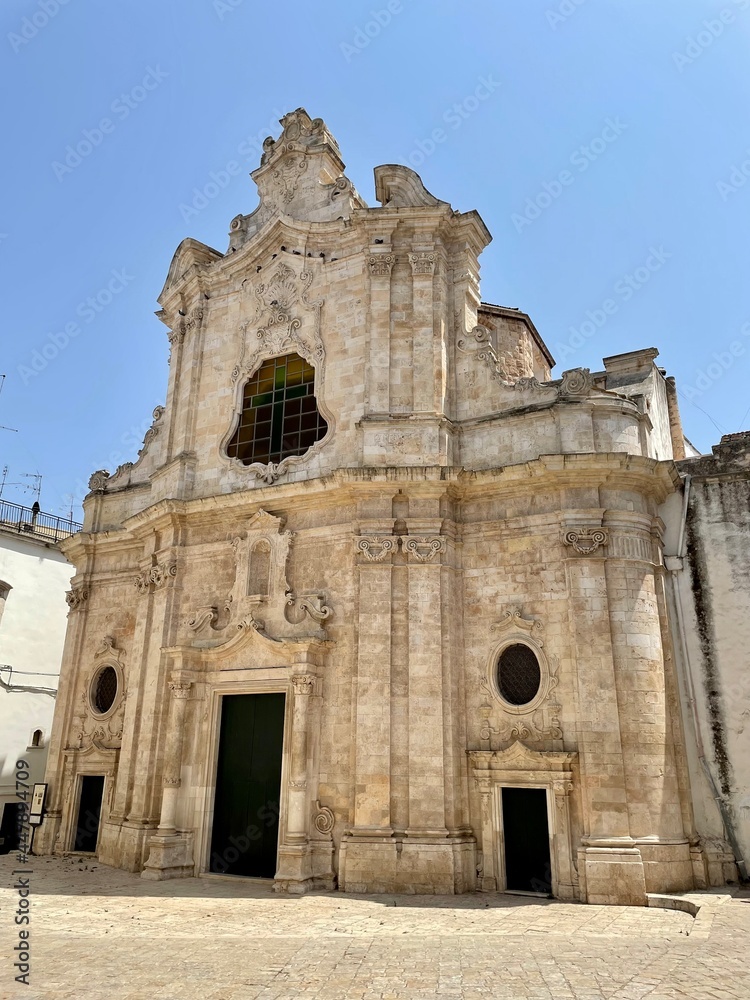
xmin=91 ymin=665 xmax=119 ymax=716
xmin=496 ymin=643 xmax=542 ymax=707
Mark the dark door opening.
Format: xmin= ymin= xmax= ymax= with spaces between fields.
xmin=73 ymin=775 xmax=104 ymax=852
xmin=0 ymin=802 xmax=26 ymax=854
xmin=501 ymin=786 xmax=552 ymax=894
xmin=210 ymin=692 xmax=285 ymax=878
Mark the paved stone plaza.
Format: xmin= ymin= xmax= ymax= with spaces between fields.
xmin=1 ymin=856 xmax=749 ymax=999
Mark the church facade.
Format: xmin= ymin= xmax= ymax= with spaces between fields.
xmin=37 ymin=109 xmax=743 ymax=904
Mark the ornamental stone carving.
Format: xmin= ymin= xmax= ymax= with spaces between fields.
xmin=66 ymin=585 xmax=89 ymax=611
xmin=368 ymin=253 xmax=395 ymax=276
xmin=285 ymin=593 xmax=332 ymax=625
xmin=562 ymin=527 xmax=608 ymax=555
xmin=408 ymin=251 xmax=436 ymax=275
xmin=292 ymin=674 xmax=316 ymax=696
xmin=355 ymin=536 xmax=396 ymax=562
xmin=401 ymin=536 xmax=445 ymax=562
xmin=490 ymin=607 xmax=544 ymax=639
xmin=559 ymin=367 xmax=594 ymax=397
xmin=312 ymin=801 xmax=335 ymax=836
xmin=134 ymin=561 xmax=177 ymax=595
xmin=88 ymin=470 xmax=110 ymax=493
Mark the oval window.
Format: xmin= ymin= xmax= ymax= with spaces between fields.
xmin=497 ymin=644 xmax=541 ymax=706
xmin=92 ymin=666 xmax=118 ymax=714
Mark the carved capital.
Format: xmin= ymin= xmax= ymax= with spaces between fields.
xmin=368 ymin=253 xmax=395 ymax=276
xmin=168 ymin=681 xmax=192 ymax=700
xmin=562 ymin=528 xmax=608 ymax=555
xmin=408 ymin=251 xmax=436 ymax=275
xmin=134 ymin=561 xmax=177 ymax=595
xmin=291 ymin=674 xmax=315 ymax=696
xmin=355 ymin=535 xmax=396 ymax=563
xmin=66 ymin=585 xmax=89 ymax=611
xmin=401 ymin=536 xmax=445 ymax=563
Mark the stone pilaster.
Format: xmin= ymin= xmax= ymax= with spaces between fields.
xmin=409 ymin=247 xmax=437 ymax=414
xmin=563 ymin=520 xmax=647 ymax=905
xmin=141 ymin=680 xmax=194 ymax=880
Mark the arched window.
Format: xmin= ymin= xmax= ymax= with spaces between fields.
xmin=31 ymin=729 xmax=44 ymax=748
xmin=226 ymin=353 xmax=328 ymax=466
xmin=496 ymin=643 xmax=541 ymax=706
xmin=248 ymin=539 xmax=271 ymax=596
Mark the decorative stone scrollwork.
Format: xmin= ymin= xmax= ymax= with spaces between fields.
xmin=355 ymin=536 xmax=396 ymax=562
xmin=312 ymin=801 xmax=335 ymax=836
xmin=96 ymin=635 xmax=117 ymax=658
xmin=490 ymin=607 xmax=544 ymax=639
xmin=368 ymin=253 xmax=395 ymax=276
xmin=88 ymin=470 xmax=110 ymax=493
xmin=408 ymin=251 xmax=436 ymax=275
xmin=562 ymin=528 xmax=608 ymax=555
xmin=559 ymin=367 xmax=594 ymax=397
xmin=66 ymin=585 xmax=89 ymax=611
xmin=401 ymin=536 xmax=445 ymax=563
xmin=514 ymin=376 xmax=543 ymax=391
xmin=285 ymin=593 xmax=332 ymax=625
xmin=134 ymin=561 xmax=177 ymax=595
xmin=168 ymin=681 xmax=192 ymax=700
xmin=236 ymin=614 xmax=265 ymax=634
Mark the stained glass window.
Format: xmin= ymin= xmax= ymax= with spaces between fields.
xmin=226 ymin=353 xmax=328 ymax=467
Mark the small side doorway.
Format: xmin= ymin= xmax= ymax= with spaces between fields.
xmin=501 ymin=787 xmax=552 ymax=895
xmin=209 ymin=693 xmax=285 ymax=878
xmin=73 ymin=775 xmax=104 ymax=852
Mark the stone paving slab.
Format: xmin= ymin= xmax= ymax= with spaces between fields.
xmin=1 ymin=856 xmax=749 ymax=999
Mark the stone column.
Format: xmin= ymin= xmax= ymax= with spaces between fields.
xmin=552 ymin=780 xmax=577 ymax=900
xmin=286 ymin=673 xmax=314 ymax=843
xmin=157 ymin=681 xmax=192 ymax=834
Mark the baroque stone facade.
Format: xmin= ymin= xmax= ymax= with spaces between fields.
xmin=37 ymin=108 xmax=743 ymax=903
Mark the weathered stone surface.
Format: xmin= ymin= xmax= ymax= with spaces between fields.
xmin=35 ymin=108 xmax=740 ymax=904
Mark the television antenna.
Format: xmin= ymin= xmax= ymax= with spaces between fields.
xmin=0 ymin=375 xmax=18 ymax=433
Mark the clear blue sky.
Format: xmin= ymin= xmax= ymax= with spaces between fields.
xmin=2 ymin=0 xmax=750 ymax=518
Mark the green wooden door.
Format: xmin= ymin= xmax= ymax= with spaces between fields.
xmin=209 ymin=693 xmax=286 ymax=878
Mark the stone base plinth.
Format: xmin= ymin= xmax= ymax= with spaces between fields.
xmin=637 ymin=839 xmax=694 ymax=893
xmin=141 ymin=831 xmax=194 ymax=880
xmin=580 ymin=843 xmax=647 ymax=906
xmin=339 ymin=835 xmax=476 ymax=894
xmin=273 ymin=840 xmax=336 ymax=894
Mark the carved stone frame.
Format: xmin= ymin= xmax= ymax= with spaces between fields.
xmin=486 ymin=609 xmax=550 ymax=716
xmin=469 ymin=742 xmax=578 ymax=900
xmin=59 ymin=744 xmax=119 ymax=855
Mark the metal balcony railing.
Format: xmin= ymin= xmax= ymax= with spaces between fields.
xmin=0 ymin=499 xmax=82 ymax=544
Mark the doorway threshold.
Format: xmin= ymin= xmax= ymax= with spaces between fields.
xmin=199 ymin=872 xmax=274 ymax=885
xmin=503 ymin=889 xmax=551 ymax=899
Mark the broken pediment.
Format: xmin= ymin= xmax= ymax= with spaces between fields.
xmin=374 ymin=164 xmax=449 ymax=209
xmin=235 ymin=108 xmax=367 ymax=229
